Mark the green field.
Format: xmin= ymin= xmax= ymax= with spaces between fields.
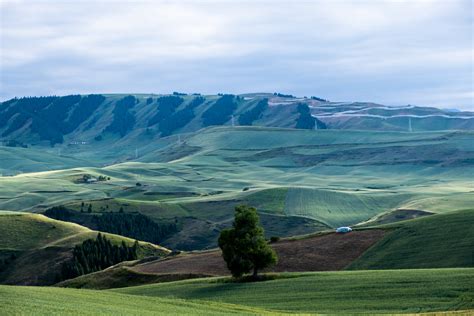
xmin=1 ymin=269 xmax=472 ymax=315
xmin=0 ymin=127 xmax=472 ymax=250
xmin=1 ymin=96 xmax=473 ymax=314
xmin=349 ymin=209 xmax=474 ymax=269
xmin=115 ymin=268 xmax=474 ymax=314
xmin=0 ymin=285 xmax=274 ymax=315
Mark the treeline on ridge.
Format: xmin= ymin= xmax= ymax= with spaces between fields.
xmin=95 ymin=212 xmax=177 ymax=244
xmin=238 ymin=98 xmax=268 ymax=126
xmin=104 ymin=95 xmax=137 ymax=137
xmin=148 ymin=95 xmax=184 ymax=127
xmin=295 ymin=103 xmax=327 ymax=130
xmin=44 ymin=206 xmax=178 ymax=244
xmin=202 ymin=94 xmax=239 ymax=126
xmin=0 ymin=95 xmax=105 ymax=145
xmin=158 ymin=96 xmax=205 ymax=136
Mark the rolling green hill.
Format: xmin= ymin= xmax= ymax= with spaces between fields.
xmin=0 ymin=211 xmax=89 ymax=251
xmin=349 ymin=209 xmax=474 ymax=269
xmin=1 ymin=93 xmax=473 ymax=313
xmin=115 ymin=268 xmax=474 ymax=314
xmin=0 ymin=146 xmax=95 ymax=175
xmin=0 ymin=211 xmax=169 ymax=285
xmin=0 ymin=127 xmax=472 ymax=250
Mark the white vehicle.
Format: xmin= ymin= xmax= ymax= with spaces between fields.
xmin=336 ymin=226 xmax=352 ymax=234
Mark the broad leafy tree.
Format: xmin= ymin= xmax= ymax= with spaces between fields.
xmin=218 ymin=205 xmax=277 ymax=278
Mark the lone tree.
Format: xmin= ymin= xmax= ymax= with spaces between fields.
xmin=218 ymin=205 xmax=277 ymax=279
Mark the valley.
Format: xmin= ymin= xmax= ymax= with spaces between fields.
xmin=0 ymin=93 xmax=473 ymax=315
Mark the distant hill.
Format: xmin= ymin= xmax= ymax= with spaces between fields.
xmin=1 ymin=93 xmax=473 ymax=148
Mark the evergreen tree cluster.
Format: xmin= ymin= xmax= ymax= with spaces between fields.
xmin=60 ymin=233 xmax=138 ymax=280
xmin=65 ymin=95 xmax=106 ymax=134
xmin=295 ymin=103 xmax=327 ymax=130
xmin=44 ymin=206 xmax=76 ymax=221
xmin=310 ymin=96 xmax=329 ymax=102
xmin=0 ymin=94 xmax=105 ymax=145
xmin=158 ymin=96 xmax=205 ymax=136
xmin=44 ymin=205 xmax=178 ymax=244
xmin=273 ymin=92 xmax=295 ymax=98
xmin=202 ymin=94 xmax=238 ymax=126
xmin=1 ymin=96 xmax=60 ymax=138
xmin=148 ymin=96 xmax=184 ymax=126
xmin=94 ymin=212 xmax=177 ymax=244
xmin=238 ymin=98 xmax=268 ymax=126
xmin=104 ymin=95 xmax=137 ymax=137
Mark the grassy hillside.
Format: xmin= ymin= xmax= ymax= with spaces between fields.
xmin=0 ymin=211 xmax=89 ymax=250
xmin=348 ymin=209 xmax=474 ymax=269
xmin=57 ymin=264 xmax=206 ymax=290
xmin=115 ymin=268 xmax=474 ymax=314
xmin=59 ymin=230 xmax=385 ymax=289
xmin=2 ymin=93 xmax=471 ymax=153
xmin=0 ymin=211 xmax=168 ymax=285
xmin=0 ymin=211 xmax=167 ymax=252
xmin=0 ymin=146 xmax=95 ymax=175
xmin=0 ymin=285 xmax=274 ymax=315
xmin=0 ymin=127 xmax=472 ymax=250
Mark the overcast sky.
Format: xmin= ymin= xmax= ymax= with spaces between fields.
xmin=1 ymin=0 xmax=473 ymax=110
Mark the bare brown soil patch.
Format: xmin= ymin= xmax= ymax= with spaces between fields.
xmin=133 ymin=230 xmax=386 ymax=276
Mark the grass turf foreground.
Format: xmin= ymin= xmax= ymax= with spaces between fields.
xmin=115 ymin=268 xmax=474 ymax=314
xmin=1 ymin=269 xmax=472 ymax=315
xmin=0 ymin=285 xmax=276 ymax=315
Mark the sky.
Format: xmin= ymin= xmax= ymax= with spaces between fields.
xmin=0 ymin=0 xmax=473 ymax=110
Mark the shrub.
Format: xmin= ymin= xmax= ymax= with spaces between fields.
xmin=270 ymin=236 xmax=280 ymax=243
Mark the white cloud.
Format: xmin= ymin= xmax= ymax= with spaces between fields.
xmin=0 ymin=0 xmax=472 ymax=110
